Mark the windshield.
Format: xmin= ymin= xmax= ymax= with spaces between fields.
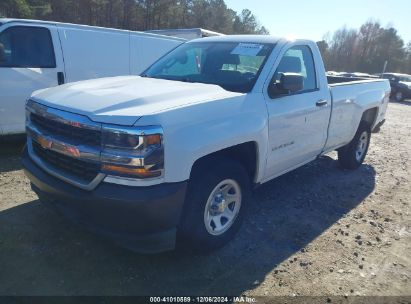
xmin=142 ymin=41 xmax=274 ymax=93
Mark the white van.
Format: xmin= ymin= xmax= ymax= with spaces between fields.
xmin=0 ymin=19 xmax=185 ymax=136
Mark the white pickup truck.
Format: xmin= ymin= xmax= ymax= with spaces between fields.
xmin=22 ymin=35 xmax=390 ymax=253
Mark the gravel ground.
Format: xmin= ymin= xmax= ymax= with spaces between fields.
xmin=0 ymin=101 xmax=410 ymax=298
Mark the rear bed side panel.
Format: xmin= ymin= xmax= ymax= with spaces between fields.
xmin=324 ymin=80 xmax=390 ymax=151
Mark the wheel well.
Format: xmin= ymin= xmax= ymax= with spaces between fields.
xmin=190 ymin=142 xmax=258 ymax=183
xmin=361 ymin=107 xmax=378 ymax=128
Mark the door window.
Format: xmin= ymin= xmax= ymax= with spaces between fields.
xmin=269 ymin=45 xmax=317 ymax=97
xmin=0 ymin=26 xmax=56 ymax=68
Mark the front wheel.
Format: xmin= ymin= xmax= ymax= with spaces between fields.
xmin=177 ymin=158 xmax=250 ymax=252
xmin=394 ymin=91 xmax=404 ymax=102
xmin=338 ymin=121 xmax=371 ymax=169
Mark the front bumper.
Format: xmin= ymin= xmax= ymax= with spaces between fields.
xmin=22 ymin=148 xmax=187 ymax=253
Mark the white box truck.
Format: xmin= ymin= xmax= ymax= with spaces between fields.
xmin=0 ymin=19 xmax=185 ymax=136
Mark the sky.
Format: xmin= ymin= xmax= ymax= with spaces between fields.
xmin=224 ymin=0 xmax=411 ymax=44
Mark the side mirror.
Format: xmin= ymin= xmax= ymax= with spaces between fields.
xmin=278 ymin=72 xmax=304 ymax=92
xmin=268 ymin=72 xmax=304 ymax=98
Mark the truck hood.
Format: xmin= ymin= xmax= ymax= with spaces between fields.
xmin=32 ymin=76 xmax=242 ymax=125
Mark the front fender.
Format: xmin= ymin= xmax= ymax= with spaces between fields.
xmin=136 ymin=93 xmax=268 ymax=183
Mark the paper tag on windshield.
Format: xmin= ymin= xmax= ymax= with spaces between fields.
xmin=231 ymin=43 xmax=264 ymax=56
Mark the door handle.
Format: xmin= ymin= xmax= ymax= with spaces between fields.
xmin=316 ymin=100 xmax=328 ymax=107
xmin=57 ymin=72 xmax=65 ymax=85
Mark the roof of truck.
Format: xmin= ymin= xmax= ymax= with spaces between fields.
xmin=0 ymin=18 xmax=186 ymax=41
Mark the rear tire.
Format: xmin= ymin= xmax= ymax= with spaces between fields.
xmin=338 ymin=121 xmax=371 ymax=170
xmin=177 ymin=158 xmax=251 ymax=252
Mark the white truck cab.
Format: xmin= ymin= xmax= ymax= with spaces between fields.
xmin=22 ymin=35 xmax=390 ymax=253
xmin=0 ymin=19 xmax=184 ymax=136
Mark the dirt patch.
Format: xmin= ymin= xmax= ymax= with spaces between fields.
xmin=0 ymin=102 xmax=410 ymax=297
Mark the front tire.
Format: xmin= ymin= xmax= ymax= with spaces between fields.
xmin=338 ymin=121 xmax=371 ymax=169
xmin=394 ymin=91 xmax=404 ymax=102
xmin=177 ymin=158 xmax=250 ymax=252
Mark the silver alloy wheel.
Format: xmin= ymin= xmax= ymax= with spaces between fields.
xmin=395 ymin=91 xmax=403 ymax=101
xmin=355 ymin=131 xmax=369 ymax=161
xmin=204 ymin=179 xmax=242 ymax=236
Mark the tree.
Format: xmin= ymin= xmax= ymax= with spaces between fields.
xmin=1 ymin=0 xmax=269 ymax=35
xmin=316 ymin=40 xmax=329 ymax=68
xmin=405 ymin=42 xmax=411 ymax=73
xmin=0 ymin=0 xmax=32 ymax=18
xmin=325 ymin=27 xmax=358 ymax=72
xmin=319 ymin=21 xmax=410 ymax=74
xmin=375 ymin=27 xmax=405 ymax=73
xmin=233 ymin=9 xmax=266 ymax=34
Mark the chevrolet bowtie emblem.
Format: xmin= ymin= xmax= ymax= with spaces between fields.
xmin=64 ymin=145 xmax=81 ymax=157
xmin=38 ymin=136 xmax=53 ymax=149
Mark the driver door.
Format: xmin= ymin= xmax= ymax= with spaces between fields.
xmin=263 ymin=44 xmax=331 ymax=180
xmin=0 ymin=23 xmax=64 ymax=135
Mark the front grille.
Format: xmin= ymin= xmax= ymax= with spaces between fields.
xmin=32 ymin=141 xmax=100 ymax=183
xmin=31 ymin=113 xmax=101 ymax=146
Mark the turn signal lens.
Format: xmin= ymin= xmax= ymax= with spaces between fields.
xmin=145 ymin=134 xmax=161 ymax=146
xmin=102 ymin=164 xmax=161 ymax=178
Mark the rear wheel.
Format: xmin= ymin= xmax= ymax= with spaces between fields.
xmin=177 ymin=158 xmax=250 ymax=252
xmin=338 ymin=121 xmax=371 ymax=169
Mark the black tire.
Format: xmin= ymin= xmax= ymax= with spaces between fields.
xmin=338 ymin=121 xmax=371 ymax=170
xmin=394 ymin=91 xmax=404 ymax=102
xmin=177 ymin=157 xmax=251 ymax=252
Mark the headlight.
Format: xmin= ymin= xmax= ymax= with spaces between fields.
xmin=101 ymin=125 xmax=163 ymax=179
